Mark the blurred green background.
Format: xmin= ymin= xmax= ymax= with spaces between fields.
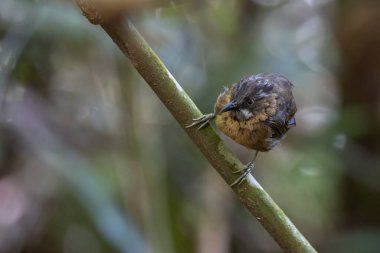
xmin=1 ymin=0 xmax=380 ymax=252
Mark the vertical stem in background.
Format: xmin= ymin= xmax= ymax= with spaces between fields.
xmin=337 ymin=0 xmax=380 ymax=230
xmin=197 ymin=170 xmax=232 ymax=253
xmin=75 ymin=2 xmax=317 ymax=252
xmin=117 ymin=62 xmax=175 ymax=253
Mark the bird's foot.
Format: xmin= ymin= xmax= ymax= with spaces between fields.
xmin=230 ymin=162 xmax=255 ymax=187
xmin=186 ymin=113 xmax=215 ymax=130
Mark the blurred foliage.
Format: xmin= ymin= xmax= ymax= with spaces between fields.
xmin=0 ymin=0 xmax=379 ymax=252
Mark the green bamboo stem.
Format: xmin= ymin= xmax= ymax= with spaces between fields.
xmin=75 ymin=3 xmax=317 ymax=252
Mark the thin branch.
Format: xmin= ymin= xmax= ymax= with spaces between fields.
xmin=75 ymin=3 xmax=317 ymax=252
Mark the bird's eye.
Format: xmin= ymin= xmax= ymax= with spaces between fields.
xmin=247 ymin=99 xmax=253 ymax=105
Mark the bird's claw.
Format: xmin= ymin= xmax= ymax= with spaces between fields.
xmin=186 ymin=113 xmax=215 ymax=130
xmin=230 ymin=162 xmax=255 ymax=187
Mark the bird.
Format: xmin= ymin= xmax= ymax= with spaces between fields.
xmin=187 ymin=73 xmax=297 ymax=187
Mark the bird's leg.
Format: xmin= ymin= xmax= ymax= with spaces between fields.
xmin=230 ymin=150 xmax=259 ymax=187
xmin=186 ymin=113 xmax=215 ymax=130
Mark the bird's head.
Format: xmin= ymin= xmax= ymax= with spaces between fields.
xmin=219 ymin=76 xmax=274 ymax=120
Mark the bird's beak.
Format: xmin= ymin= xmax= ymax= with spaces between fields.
xmin=219 ymin=102 xmax=238 ymax=113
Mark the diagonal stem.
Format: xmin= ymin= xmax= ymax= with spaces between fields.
xmin=75 ymin=4 xmax=317 ymax=252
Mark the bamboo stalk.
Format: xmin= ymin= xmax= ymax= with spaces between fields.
xmin=75 ymin=3 xmax=317 ymax=252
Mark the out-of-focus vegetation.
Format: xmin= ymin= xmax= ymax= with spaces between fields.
xmin=0 ymin=0 xmax=379 ymax=252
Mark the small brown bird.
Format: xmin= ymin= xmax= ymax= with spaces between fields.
xmin=187 ymin=73 xmax=297 ymax=186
